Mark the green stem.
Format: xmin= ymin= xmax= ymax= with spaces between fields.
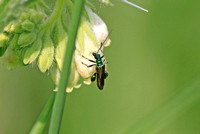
xmin=40 ymin=0 xmax=64 ymax=30
xmin=65 ymin=0 xmax=73 ymax=14
xmin=48 ymin=0 xmax=84 ymax=134
xmin=30 ymin=92 xmax=56 ymax=134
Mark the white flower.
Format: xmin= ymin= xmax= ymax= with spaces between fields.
xmin=75 ymin=6 xmax=110 ymax=81
xmin=52 ymin=6 xmax=111 ymax=93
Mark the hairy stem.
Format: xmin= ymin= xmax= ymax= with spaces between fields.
xmin=40 ymin=0 xmax=64 ymax=30
xmin=48 ymin=0 xmax=84 ymax=134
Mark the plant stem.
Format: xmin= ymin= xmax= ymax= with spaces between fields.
xmin=30 ymin=92 xmax=56 ymax=134
xmin=65 ymin=0 xmax=73 ymax=14
xmin=40 ymin=0 xmax=64 ymax=30
xmin=48 ymin=0 xmax=84 ymax=134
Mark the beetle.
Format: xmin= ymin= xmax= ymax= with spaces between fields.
xmin=81 ymin=31 xmax=112 ymax=89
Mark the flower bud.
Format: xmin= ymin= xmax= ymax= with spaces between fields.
xmin=10 ymin=23 xmax=22 ymax=34
xmin=10 ymin=34 xmax=20 ymax=50
xmin=20 ymin=12 xmax=30 ymax=22
xmin=3 ymin=23 xmax=12 ymax=33
xmin=0 ymin=33 xmax=9 ymax=56
xmin=18 ymin=32 xmax=36 ymax=47
xmin=0 ymin=33 xmax=9 ymax=47
xmin=23 ymin=35 xmax=42 ymax=64
xmin=30 ymin=12 xmax=45 ymax=24
xmin=21 ymin=20 xmax=35 ymax=32
xmin=38 ymin=30 xmax=54 ymax=73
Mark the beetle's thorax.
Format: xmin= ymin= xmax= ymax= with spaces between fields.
xmin=93 ymin=53 xmax=103 ymax=67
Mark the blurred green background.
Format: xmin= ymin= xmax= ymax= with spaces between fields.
xmin=1 ymin=0 xmax=200 ymax=133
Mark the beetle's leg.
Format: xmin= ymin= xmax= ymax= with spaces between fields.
xmin=91 ymin=73 xmax=96 ymax=82
xmin=102 ymin=59 xmax=108 ymax=64
xmin=81 ymin=62 xmax=96 ymax=68
xmin=104 ymin=71 xmax=108 ymax=79
xmin=100 ymin=54 xmax=104 ymax=59
xmin=82 ymin=55 xmax=96 ymax=63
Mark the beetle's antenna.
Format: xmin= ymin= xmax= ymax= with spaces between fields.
xmin=121 ymin=0 xmax=148 ymax=12
xmin=97 ymin=30 xmax=112 ymax=53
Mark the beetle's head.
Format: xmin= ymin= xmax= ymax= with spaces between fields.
xmin=92 ymin=52 xmax=100 ymax=59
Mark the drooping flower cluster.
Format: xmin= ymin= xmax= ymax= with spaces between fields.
xmin=0 ymin=0 xmax=111 ymax=92
xmin=0 ymin=9 xmax=46 ymax=68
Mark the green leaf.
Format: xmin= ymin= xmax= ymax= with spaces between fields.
xmin=38 ymin=30 xmax=54 ymax=73
xmin=30 ymin=92 xmax=56 ymax=134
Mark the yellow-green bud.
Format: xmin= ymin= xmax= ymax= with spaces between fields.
xmin=30 ymin=12 xmax=45 ymax=24
xmin=29 ymin=9 xmax=37 ymax=15
xmin=10 ymin=34 xmax=20 ymax=50
xmin=21 ymin=20 xmax=35 ymax=32
xmin=23 ymin=37 xmax=42 ymax=64
xmin=20 ymin=12 xmax=30 ymax=22
xmin=3 ymin=23 xmax=12 ymax=33
xmin=0 ymin=34 xmax=9 ymax=56
xmin=0 ymin=33 xmax=9 ymax=47
xmin=18 ymin=32 xmax=36 ymax=48
xmin=38 ymin=31 xmax=54 ymax=73
xmin=10 ymin=23 xmax=22 ymax=34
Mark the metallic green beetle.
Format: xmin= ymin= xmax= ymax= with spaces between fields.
xmin=82 ymin=31 xmax=112 ymax=89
